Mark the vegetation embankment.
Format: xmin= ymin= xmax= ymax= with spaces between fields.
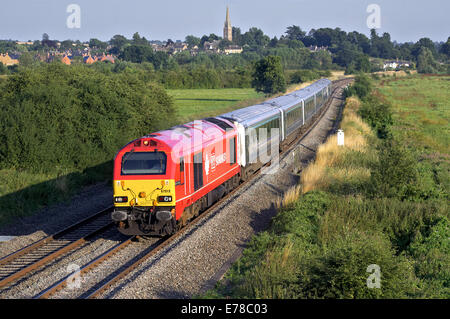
xmin=0 ymin=63 xmax=177 ymax=226
xmin=205 ymin=74 xmax=449 ymax=298
xmin=0 ymin=63 xmax=289 ymax=227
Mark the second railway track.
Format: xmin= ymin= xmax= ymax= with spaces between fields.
xmin=0 ymin=78 xmax=352 ymax=299
xmin=0 ymin=206 xmax=114 ymax=292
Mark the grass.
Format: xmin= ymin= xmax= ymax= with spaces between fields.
xmin=167 ymin=88 xmax=265 ymax=123
xmin=376 ymin=75 xmax=450 ymax=156
xmin=300 ymin=97 xmax=376 ymax=194
xmin=204 ymin=75 xmax=449 ymax=299
xmin=0 ymin=162 xmax=112 ymax=227
xmin=375 ymin=75 xmax=450 ymax=198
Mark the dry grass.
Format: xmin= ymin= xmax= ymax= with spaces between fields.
xmin=299 ymin=97 xmax=375 ymax=194
xmin=374 ymin=70 xmax=417 ymax=77
xmin=281 ymin=185 xmax=302 ymax=207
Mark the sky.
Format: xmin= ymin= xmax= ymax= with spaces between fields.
xmin=0 ymin=0 xmax=449 ymax=43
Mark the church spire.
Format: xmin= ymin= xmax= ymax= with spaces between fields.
xmin=223 ymin=5 xmax=232 ymax=42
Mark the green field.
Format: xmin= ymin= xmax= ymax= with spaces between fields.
xmin=376 ymin=75 xmax=449 ymax=155
xmin=167 ymin=88 xmax=265 ymax=123
xmin=376 ymin=75 xmax=450 ymax=197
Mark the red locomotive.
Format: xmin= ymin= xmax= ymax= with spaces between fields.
xmin=112 ymin=118 xmax=240 ymax=236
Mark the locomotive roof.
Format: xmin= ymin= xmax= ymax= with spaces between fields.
xmin=138 ymin=117 xmax=236 ymax=154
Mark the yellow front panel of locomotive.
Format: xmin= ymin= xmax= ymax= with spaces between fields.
xmin=113 ymin=179 xmax=175 ymax=207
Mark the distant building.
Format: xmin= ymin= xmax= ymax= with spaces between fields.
xmin=83 ymin=53 xmax=115 ymax=64
xmin=0 ymin=53 xmax=19 ymax=66
xmin=83 ymin=54 xmax=97 ymax=64
xmin=61 ymin=55 xmax=71 ymax=65
xmin=224 ymin=45 xmax=243 ymax=55
xmin=307 ymin=45 xmax=329 ymax=52
xmin=99 ymin=54 xmax=115 ymax=63
xmin=223 ymin=6 xmax=232 ymax=42
xmin=204 ymin=40 xmax=220 ymax=53
xmin=16 ymin=41 xmax=34 ymax=45
xmin=383 ymin=60 xmax=411 ymax=70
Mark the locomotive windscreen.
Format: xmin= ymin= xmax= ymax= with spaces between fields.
xmin=121 ymin=151 xmax=167 ymax=175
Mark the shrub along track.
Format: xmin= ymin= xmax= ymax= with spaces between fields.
xmin=0 ymin=78 xmax=351 ymax=299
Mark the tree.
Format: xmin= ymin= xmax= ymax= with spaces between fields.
xmin=285 ymin=25 xmax=306 ymax=42
xmin=417 ymin=47 xmax=438 ymax=73
xmin=242 ymin=27 xmax=270 ymax=48
xmin=89 ymin=38 xmax=108 ymax=50
xmin=219 ymin=39 xmax=232 ymax=51
xmin=18 ymin=52 xmax=34 ymax=67
xmin=41 ymin=33 xmax=57 ymax=48
xmin=354 ymin=54 xmax=371 ymax=72
xmin=412 ymin=38 xmax=437 ymax=59
xmin=185 ymin=35 xmax=200 ymax=48
xmin=232 ymin=27 xmax=242 ymax=45
xmin=119 ymin=45 xmax=154 ymax=64
xmin=440 ymin=37 xmax=450 ymax=58
xmin=312 ymin=50 xmax=332 ymax=69
xmin=0 ymin=61 xmax=6 ymax=74
xmin=252 ymin=55 xmax=286 ymax=94
xmin=132 ymin=32 xmax=149 ymax=46
xmin=109 ymin=34 xmax=129 ymax=54
xmin=268 ymin=36 xmax=279 ymax=48
xmin=60 ymin=40 xmax=74 ymax=50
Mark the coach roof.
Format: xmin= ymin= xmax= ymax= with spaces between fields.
xmin=219 ymin=104 xmax=281 ymax=128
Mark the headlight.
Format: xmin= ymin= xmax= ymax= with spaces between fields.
xmin=114 ymin=196 xmax=128 ymax=203
xmin=158 ymin=196 xmax=172 ymax=203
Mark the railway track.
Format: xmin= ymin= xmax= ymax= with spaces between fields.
xmin=0 ymin=206 xmax=114 ymax=290
xmin=80 ymin=77 xmax=353 ymax=299
xmin=2 ymin=78 xmax=352 ymax=299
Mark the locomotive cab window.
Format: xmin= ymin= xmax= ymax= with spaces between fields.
xmin=121 ymin=151 xmax=167 ymax=175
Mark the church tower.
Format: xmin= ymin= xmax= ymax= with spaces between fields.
xmin=223 ymin=6 xmax=232 ymax=42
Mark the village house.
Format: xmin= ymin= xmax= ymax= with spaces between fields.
xmin=203 ymin=40 xmax=221 ymax=53
xmin=0 ymin=52 xmax=19 ymax=66
xmin=383 ymin=60 xmax=411 ymax=70
xmin=15 ymin=41 xmax=34 ymax=45
xmin=307 ymin=45 xmax=329 ymax=52
xmin=224 ymin=45 xmax=243 ymax=55
xmin=83 ymin=53 xmax=115 ymax=64
xmin=61 ymin=55 xmax=71 ymax=65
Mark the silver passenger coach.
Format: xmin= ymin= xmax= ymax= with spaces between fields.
xmin=219 ymin=79 xmax=332 ymax=169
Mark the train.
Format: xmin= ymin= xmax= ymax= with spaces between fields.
xmin=111 ymin=78 xmax=333 ymax=236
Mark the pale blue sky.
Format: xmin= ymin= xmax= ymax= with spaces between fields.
xmin=0 ymin=0 xmax=449 ymax=43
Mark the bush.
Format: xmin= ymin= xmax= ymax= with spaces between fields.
xmin=297 ymin=231 xmax=417 ymax=298
xmin=0 ymin=63 xmax=176 ymax=173
xmin=368 ymin=139 xmax=418 ymax=200
xmin=358 ymin=94 xmax=393 ymax=139
xmin=343 ymin=73 xmax=373 ymax=100
xmin=408 ymin=217 xmax=450 ymax=297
